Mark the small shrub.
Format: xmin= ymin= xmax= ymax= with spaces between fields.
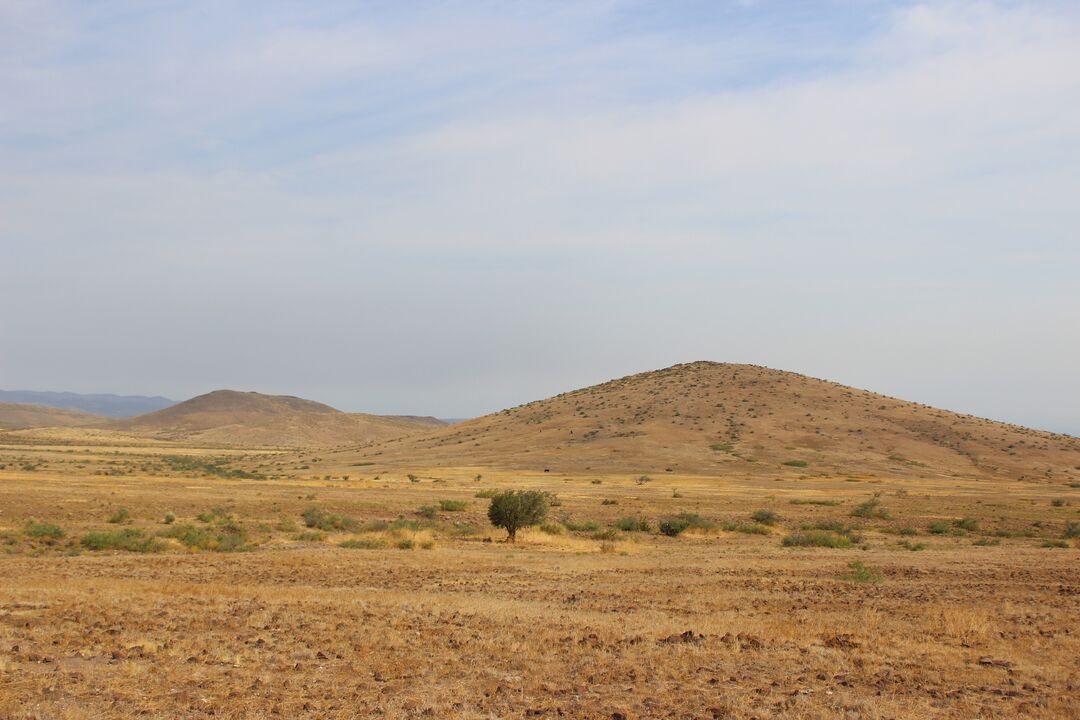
xmin=659 ymin=518 xmax=690 ymax=537
xmin=590 ymin=479 xmax=603 ymax=485
xmin=407 ymin=474 xmax=419 ymax=483
xmin=598 ymin=541 xmax=617 ymax=553
xmin=438 ymin=500 xmax=468 ymax=512
xmin=475 ymin=489 xmax=498 ymax=499
xmin=928 ymin=520 xmax=951 ymax=535
xmin=1051 ymin=499 xmax=1065 ymax=507
xmin=340 ymin=538 xmax=386 ymax=549
xmin=782 ymin=531 xmax=854 ymax=548
xmin=850 ymin=498 xmax=889 ymax=519
xmin=163 ymin=512 xmax=176 ymax=525
xmin=1064 ymin=522 xmax=1080 ymax=539
xmin=898 ymin=540 xmax=925 ymax=551
xmin=591 ymin=528 xmax=619 ymax=541
xmin=953 ymin=517 xmax=979 ymax=532
xmin=789 ymin=499 xmax=841 ymax=506
xmin=24 ymin=519 xmax=64 ymax=540
xmin=1042 ymin=540 xmax=1069 ymax=548
xmin=601 ymin=499 xmax=618 ymax=506
xmin=294 ymin=531 xmax=326 ymax=542
xmin=614 ymin=516 xmax=650 ymax=532
xmin=417 ymin=505 xmax=437 ymax=519
xmin=539 ymin=522 xmax=564 ymax=535
xmin=973 ymin=538 xmax=1000 ymax=546
xmin=783 ymin=460 xmax=809 ymax=467
xmin=301 ymin=506 xmax=358 ymax=531
xmin=751 ymin=509 xmax=778 ymax=526
xmin=160 ymin=522 xmax=251 ymax=552
xmin=563 ymin=519 xmax=600 ymax=532
xmin=836 ymin=561 xmax=882 ymax=583
xmin=397 ymin=539 xmax=415 ymax=550
xmin=81 ymin=529 xmax=165 ymax=553
xmin=107 ymin=508 xmax=131 ymax=524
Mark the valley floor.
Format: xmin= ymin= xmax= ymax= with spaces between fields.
xmin=1 ymin=439 xmax=1078 ymax=718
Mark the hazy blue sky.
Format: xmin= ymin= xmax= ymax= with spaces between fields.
xmin=2 ymin=1 xmax=1078 ymax=433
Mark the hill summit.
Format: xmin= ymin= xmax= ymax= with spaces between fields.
xmin=114 ymin=390 xmax=442 ymax=447
xmin=323 ymin=362 xmax=1080 ymax=481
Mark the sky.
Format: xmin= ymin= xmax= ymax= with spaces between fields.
xmin=1 ymin=0 xmax=1078 ymax=434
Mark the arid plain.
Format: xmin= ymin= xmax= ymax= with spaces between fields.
xmin=2 ymin=363 xmax=1079 ymax=719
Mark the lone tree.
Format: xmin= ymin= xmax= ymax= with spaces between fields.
xmin=487 ymin=490 xmax=548 ymax=542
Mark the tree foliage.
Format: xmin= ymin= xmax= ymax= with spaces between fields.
xmin=487 ymin=490 xmax=549 ymax=542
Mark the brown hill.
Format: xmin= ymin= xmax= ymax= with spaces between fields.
xmin=0 ymin=403 xmax=105 ymax=430
xmin=322 ymin=362 xmax=1080 ymax=481
xmin=113 ymin=390 xmax=443 ymax=447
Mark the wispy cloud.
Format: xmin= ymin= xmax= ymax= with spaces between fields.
xmin=1 ymin=1 xmax=1078 ymax=431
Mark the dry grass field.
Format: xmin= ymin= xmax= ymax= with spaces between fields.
xmin=2 ymin=428 xmax=1079 ymax=719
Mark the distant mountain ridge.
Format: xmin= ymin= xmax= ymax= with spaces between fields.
xmin=112 ymin=389 xmax=445 ymax=447
xmin=0 ymin=402 xmax=106 ymax=430
xmin=0 ymin=390 xmax=175 ymax=419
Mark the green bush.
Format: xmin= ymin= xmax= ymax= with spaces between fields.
xmin=197 ymin=507 xmax=229 ymax=523
xmin=782 ymin=459 xmax=809 ymax=467
xmin=539 ymin=522 xmax=564 ymax=535
xmin=789 ymin=499 xmax=840 ymax=506
xmin=163 ymin=512 xmax=176 ymax=525
xmin=750 ymin=509 xmax=778 ymax=526
xmin=563 ymin=519 xmax=600 ymax=532
xmin=850 ymin=498 xmax=889 ymax=519
xmin=836 ymin=561 xmax=882 ymax=583
xmin=417 ymin=505 xmax=437 ymax=519
xmin=1042 ymin=540 xmax=1070 ymax=548
xmin=659 ymin=518 xmax=690 ymax=537
xmin=81 ymin=529 xmax=165 ymax=553
xmin=1064 ymin=522 xmax=1080 ymax=539
xmin=475 ymin=489 xmax=498 ymax=498
xmin=301 ymin=506 xmax=358 ymax=531
xmin=928 ymin=520 xmax=951 ymax=535
xmin=898 ymin=540 xmax=925 ymax=551
xmin=107 ymin=508 xmax=131 ymax=524
xmin=614 ymin=516 xmax=650 ymax=532
xmin=438 ymin=500 xmax=468 ymax=512
xmin=294 ymin=530 xmax=326 ymax=542
xmin=160 ymin=522 xmax=251 ymax=552
xmin=782 ymin=531 xmax=854 ymax=548
xmin=24 ymin=519 xmax=64 ymax=540
xmin=487 ymin=490 xmax=549 ymax=542
xmin=397 ymin=539 xmax=415 ymax=550
xmin=953 ymin=517 xmax=979 ymax=532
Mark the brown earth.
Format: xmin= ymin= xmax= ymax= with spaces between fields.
xmin=110 ymin=389 xmax=444 ymax=447
xmin=0 ymin=439 xmax=1078 ymax=719
xmin=316 ymin=362 xmax=1080 ymax=482
xmin=0 ymin=403 xmax=105 ymax=430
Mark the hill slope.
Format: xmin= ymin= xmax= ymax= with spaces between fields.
xmin=0 ymin=390 xmax=174 ymax=418
xmin=113 ymin=390 xmax=443 ymax=447
xmin=0 ymin=403 xmax=106 ymax=430
xmin=323 ymin=362 xmax=1080 ymax=481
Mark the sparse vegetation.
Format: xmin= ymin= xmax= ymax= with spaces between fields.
xmin=107 ymin=507 xmax=131 ymax=524
xmin=850 ymin=498 xmax=889 ymax=519
xmin=23 ymin=519 xmax=64 ymax=540
xmin=782 ymin=459 xmax=809 ymax=467
xmin=782 ymin=531 xmax=854 ymax=548
xmin=750 ymin=509 xmax=778 ymax=525
xmin=614 ymin=516 xmax=650 ymax=532
xmin=837 ymin=561 xmax=883 ymax=583
xmin=80 ymin=529 xmax=165 ymax=553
